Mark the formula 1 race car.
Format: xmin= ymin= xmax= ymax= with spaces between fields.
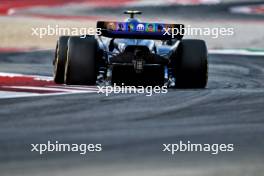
xmin=53 ymin=11 xmax=208 ymax=88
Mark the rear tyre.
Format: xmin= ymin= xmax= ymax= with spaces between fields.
xmin=54 ymin=36 xmax=69 ymax=84
xmin=65 ymin=36 xmax=98 ymax=85
xmin=174 ymin=39 xmax=208 ymax=88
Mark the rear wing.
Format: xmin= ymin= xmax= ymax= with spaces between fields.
xmin=97 ymin=21 xmax=184 ymax=40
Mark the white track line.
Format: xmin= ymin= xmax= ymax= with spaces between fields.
xmin=0 ymin=91 xmax=39 ymax=99
xmin=209 ymin=49 xmax=264 ymax=56
xmin=48 ymin=85 xmax=99 ymax=91
xmin=0 ymin=91 xmax=93 ymax=99
xmin=0 ymin=72 xmax=53 ymax=81
xmin=230 ymin=4 xmax=264 ymax=15
xmin=1 ymin=86 xmax=97 ymax=93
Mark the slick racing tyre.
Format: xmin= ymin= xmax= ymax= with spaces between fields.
xmin=54 ymin=36 xmax=69 ymax=84
xmin=65 ymin=36 xmax=98 ymax=85
xmin=174 ymin=39 xmax=208 ymax=88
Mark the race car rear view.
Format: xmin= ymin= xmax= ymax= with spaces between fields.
xmin=53 ymin=11 xmax=208 ymax=88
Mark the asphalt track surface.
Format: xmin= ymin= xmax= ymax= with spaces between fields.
xmin=0 ymin=50 xmax=264 ymax=176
